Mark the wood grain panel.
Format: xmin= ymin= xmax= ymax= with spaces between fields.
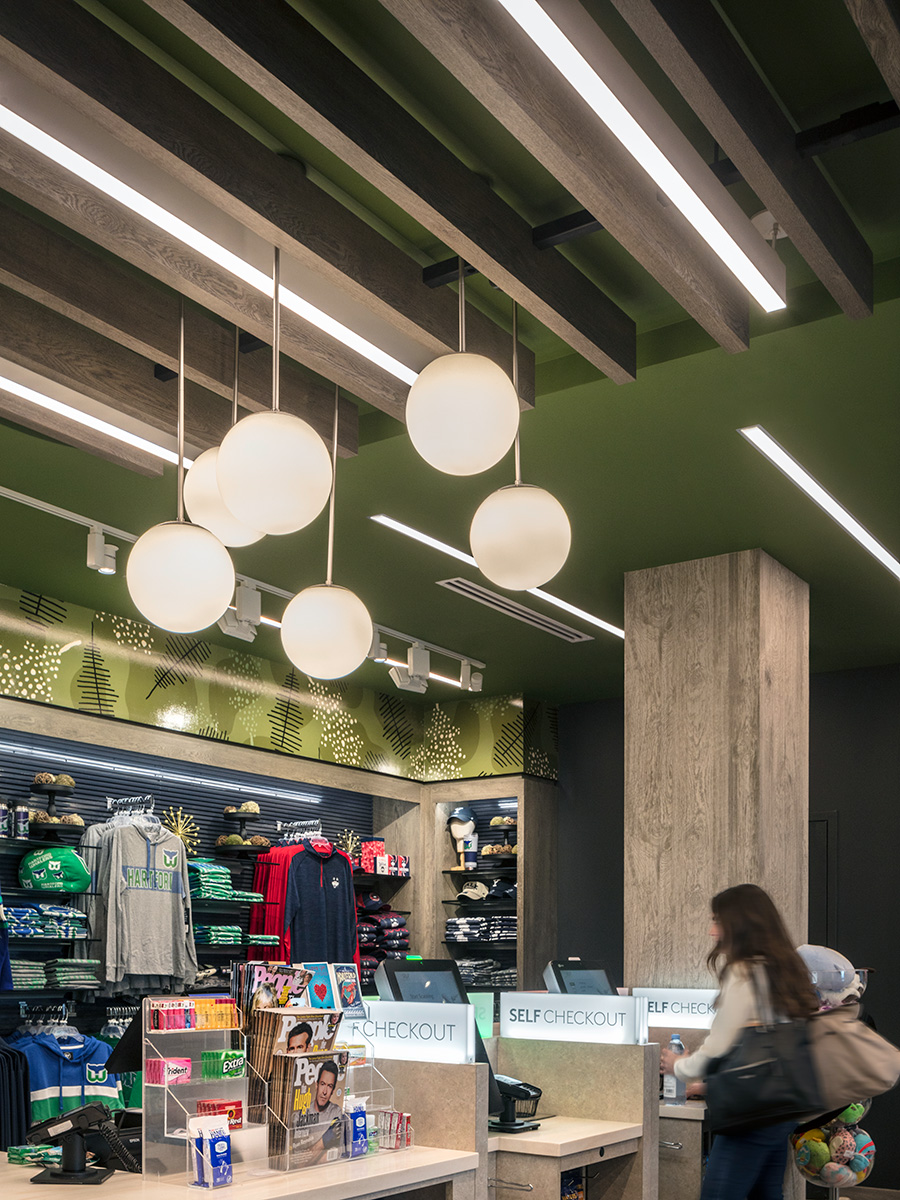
xmin=0 ymin=386 xmax=162 ymax=476
xmin=378 ymin=0 xmax=753 ymax=352
xmin=0 ymin=135 xmax=407 ymax=418
xmin=0 ymin=203 xmax=358 ymax=455
xmin=520 ymin=776 xmax=558 ymax=989
xmin=623 ymin=550 xmax=808 ymax=988
xmin=141 ymin=0 xmax=636 ymax=382
xmin=0 ymin=283 xmax=232 ymax=449
xmin=844 ymin=0 xmax=900 ymax=108
xmin=611 ymin=0 xmax=874 ymax=318
xmin=0 ymin=694 xmax=423 ymax=803
xmin=0 ymin=0 xmax=533 ymax=405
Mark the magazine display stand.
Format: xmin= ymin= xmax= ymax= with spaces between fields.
xmin=141 ymin=997 xmax=271 ymax=1186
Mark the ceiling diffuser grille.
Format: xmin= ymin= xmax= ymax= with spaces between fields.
xmin=437 ymin=578 xmax=593 ymax=643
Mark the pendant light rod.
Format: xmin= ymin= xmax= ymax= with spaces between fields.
xmin=176 ymin=295 xmax=185 ymax=523
xmin=458 ymin=255 xmax=466 ymax=353
xmin=512 ymin=300 xmax=522 ymax=486
xmin=232 ymin=324 xmax=240 ymax=427
xmin=325 ymin=383 xmax=339 ymax=586
xmin=272 ymin=246 xmax=281 ymax=413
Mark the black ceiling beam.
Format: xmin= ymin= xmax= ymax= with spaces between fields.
xmin=424 ymin=98 xmax=897 ymax=290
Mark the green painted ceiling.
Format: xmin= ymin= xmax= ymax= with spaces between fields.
xmin=1 ymin=0 xmax=899 ymax=705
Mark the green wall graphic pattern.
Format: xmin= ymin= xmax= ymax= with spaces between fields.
xmin=0 ymin=584 xmax=557 ymax=782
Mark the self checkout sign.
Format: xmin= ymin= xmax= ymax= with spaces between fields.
xmin=341 ymin=1002 xmax=476 ymax=1064
xmin=631 ymin=987 xmax=717 ymax=1030
xmin=499 ymin=994 xmax=648 ymax=1045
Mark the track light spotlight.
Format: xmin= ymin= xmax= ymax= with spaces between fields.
xmin=86 ymin=527 xmax=118 ymax=575
xmin=389 ymin=644 xmax=431 ymax=693
xmin=218 ymin=582 xmax=262 ymax=642
xmin=459 ymin=661 xmax=483 ymax=692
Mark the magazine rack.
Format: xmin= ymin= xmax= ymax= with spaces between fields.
xmin=141 ymin=996 xmax=272 ymax=1186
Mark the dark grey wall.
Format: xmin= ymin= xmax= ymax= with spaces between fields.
xmin=557 ymin=664 xmax=900 ymax=1188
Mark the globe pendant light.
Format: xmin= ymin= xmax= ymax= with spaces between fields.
xmin=184 ymin=325 xmax=265 ymax=547
xmin=127 ymin=299 xmax=235 ymax=633
xmin=280 ymin=385 xmax=374 ymax=680
xmin=470 ymin=302 xmax=571 ymax=590
xmin=215 ymin=248 xmax=333 ymax=535
xmin=406 ymin=257 xmax=519 ymax=475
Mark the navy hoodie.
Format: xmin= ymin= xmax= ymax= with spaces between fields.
xmin=283 ymin=840 xmax=357 ymax=963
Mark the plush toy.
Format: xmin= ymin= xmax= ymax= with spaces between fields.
xmin=819 ymin=1161 xmax=857 ymax=1186
xmin=836 ymin=1101 xmax=866 ymax=1125
xmin=793 ymin=1132 xmax=830 ymax=1175
xmin=848 ymin=1129 xmax=875 ymax=1177
xmin=829 ymin=1127 xmax=856 ymax=1164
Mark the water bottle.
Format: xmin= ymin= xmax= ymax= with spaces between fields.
xmin=663 ymin=1034 xmax=687 ymax=1104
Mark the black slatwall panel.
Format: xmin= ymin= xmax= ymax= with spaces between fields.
xmin=0 ymin=726 xmax=373 ymax=1033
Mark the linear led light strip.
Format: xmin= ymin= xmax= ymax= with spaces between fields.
xmin=0 ymin=373 xmax=193 ymax=468
xmin=0 ymin=739 xmax=322 ymax=803
xmin=740 ymin=426 xmax=900 ymax=581
xmin=0 ymin=104 xmax=418 ymax=386
xmin=495 ymin=0 xmax=785 ymax=314
xmin=370 ymin=514 xmax=625 ymax=638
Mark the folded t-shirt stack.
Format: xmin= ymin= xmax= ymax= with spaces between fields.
xmin=357 ymin=895 xmax=411 ymax=963
xmin=188 ymin=860 xmax=235 ymax=900
xmin=9 ymin=959 xmax=48 ymax=989
xmin=455 ymin=957 xmax=500 ymax=988
xmin=194 ymin=924 xmax=243 ymax=944
xmin=445 ymin=915 xmax=517 ymax=943
xmin=360 ymin=954 xmax=380 ymax=990
xmin=5 ymin=903 xmax=87 ymax=939
xmin=7 ymin=1146 xmax=63 ymax=1167
xmin=45 ymin=958 xmax=102 ymax=989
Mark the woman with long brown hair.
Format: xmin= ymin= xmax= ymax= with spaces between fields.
xmin=660 ymin=884 xmax=818 ymax=1199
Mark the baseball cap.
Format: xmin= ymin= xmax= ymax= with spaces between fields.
xmin=456 ymin=880 xmax=489 ymax=902
xmin=447 ymin=805 xmax=476 ymax=825
xmin=356 ymin=891 xmax=388 ymax=913
xmin=486 ymin=879 xmax=516 ymax=900
xmin=18 ymin=846 xmax=91 ymax=893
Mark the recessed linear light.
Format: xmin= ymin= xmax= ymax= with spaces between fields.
xmin=494 ymin=0 xmax=785 ymax=314
xmin=0 ymin=104 xmax=418 ymax=387
xmin=739 ymin=425 xmax=900 ymax=582
xmin=370 ymin=513 xmax=625 ymax=638
xmin=0 ymin=372 xmax=192 ymax=467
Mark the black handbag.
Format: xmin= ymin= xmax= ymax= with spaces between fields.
xmin=704 ymin=963 xmax=824 ymax=1134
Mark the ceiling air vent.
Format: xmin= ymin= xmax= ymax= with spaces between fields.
xmin=436 ymin=578 xmax=593 ymax=643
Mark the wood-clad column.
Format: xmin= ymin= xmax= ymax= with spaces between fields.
xmin=624 ymin=549 xmax=808 ymax=988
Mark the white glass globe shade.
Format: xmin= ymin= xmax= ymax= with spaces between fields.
xmin=184 ymin=447 xmax=265 ymax=547
xmin=470 ymin=484 xmax=571 ymax=590
xmin=280 ymin=584 xmax=373 ymax=680
xmin=406 ymin=352 xmax=519 ymax=475
xmin=126 ymin=521 xmax=235 ymax=633
xmin=216 ymin=410 xmax=333 ymax=536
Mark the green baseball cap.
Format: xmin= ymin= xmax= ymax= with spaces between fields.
xmin=19 ymin=846 xmax=91 ymax=893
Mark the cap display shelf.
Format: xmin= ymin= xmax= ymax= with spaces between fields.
xmin=29 ymin=781 xmax=75 ymax=819
xmin=441 ymin=864 xmax=517 ymax=878
xmin=442 ymin=939 xmax=517 ymax=948
xmin=352 ymin=871 xmax=411 ymax=886
xmin=442 ymin=899 xmax=516 ymax=913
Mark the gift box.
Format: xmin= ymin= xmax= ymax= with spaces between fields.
xmin=396 ymin=854 xmax=410 ymax=877
xmin=375 ymin=854 xmax=390 ymax=875
xmin=360 ymin=839 xmax=385 ymax=872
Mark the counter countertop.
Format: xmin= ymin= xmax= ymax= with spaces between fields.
xmin=487 ymin=1116 xmax=642 ymax=1157
xmin=0 ymin=1147 xmax=479 ymax=1200
xmin=659 ymin=1101 xmax=706 ymax=1121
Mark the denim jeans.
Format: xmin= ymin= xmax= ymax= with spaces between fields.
xmin=701 ymin=1120 xmax=797 ymax=1200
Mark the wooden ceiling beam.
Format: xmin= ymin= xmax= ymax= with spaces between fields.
xmin=139 ymin=0 xmax=636 ymax=383
xmin=0 ymin=125 xmax=399 ymax=419
xmin=0 ymin=0 xmax=533 ymax=406
xmin=610 ymin=0 xmax=874 ymax=319
xmin=0 ymin=203 xmax=358 ymax=456
xmin=843 ymin=0 xmax=900 ymax=110
xmin=378 ymin=0 xmax=761 ymax=353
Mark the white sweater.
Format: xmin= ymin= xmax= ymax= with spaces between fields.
xmin=674 ymin=963 xmax=760 ymax=1083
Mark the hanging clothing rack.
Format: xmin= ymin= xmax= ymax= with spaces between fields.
xmin=18 ymin=1001 xmax=76 ymax=1022
xmin=275 ymin=818 xmax=323 ymax=843
xmin=106 ymin=794 xmax=155 ymax=813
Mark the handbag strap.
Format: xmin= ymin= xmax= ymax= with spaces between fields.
xmin=748 ymin=959 xmax=778 ymax=1027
